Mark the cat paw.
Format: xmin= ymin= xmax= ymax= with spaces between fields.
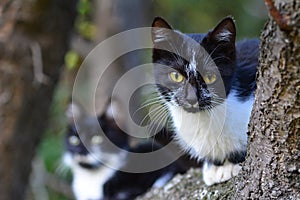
xmin=202 ymin=161 xmax=241 ymax=186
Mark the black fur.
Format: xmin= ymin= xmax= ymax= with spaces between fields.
xmin=208 ymin=150 xmax=247 ymax=166
xmin=227 ymin=150 xmax=247 ymax=164
xmin=232 ymin=39 xmax=259 ymax=101
xmin=103 ymin=142 xmax=186 ymax=200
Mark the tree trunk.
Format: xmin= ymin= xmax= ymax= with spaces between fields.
xmin=0 ymin=0 xmax=76 ymax=199
xmin=139 ymin=0 xmax=299 ymax=199
xmin=234 ymin=0 xmax=300 ymax=198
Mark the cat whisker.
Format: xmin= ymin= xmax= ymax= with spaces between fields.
xmin=138 ymin=96 xmax=163 ymax=106
xmin=148 ymin=114 xmax=170 ymax=150
xmin=146 ymin=107 xmax=168 ymax=129
xmin=139 ymin=104 xmax=166 ymax=126
xmin=148 ymin=111 xmax=169 ymax=135
xmin=55 ymin=160 xmax=71 ymax=178
xmin=205 ymin=55 xmax=232 ymax=68
xmin=212 ymin=55 xmax=232 ymax=63
xmin=203 ymin=43 xmax=224 ymax=66
xmin=166 ymin=40 xmax=186 ymax=67
xmin=147 ymin=116 xmax=167 ymax=145
xmin=149 ymin=114 xmax=168 ymax=136
xmin=143 ymin=95 xmax=163 ymax=103
xmin=148 ymin=114 xmax=169 ymax=152
xmin=146 ymin=103 xmax=168 ymax=123
xmin=132 ymin=98 xmax=163 ymax=118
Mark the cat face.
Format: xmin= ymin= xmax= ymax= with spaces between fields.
xmin=65 ymin=121 xmax=103 ymax=169
xmin=64 ymin=99 xmax=128 ymax=169
xmin=152 ymin=17 xmax=236 ymax=113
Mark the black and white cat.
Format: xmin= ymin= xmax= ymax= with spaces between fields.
xmin=151 ymin=16 xmax=259 ymax=185
xmin=64 ymin=99 xmax=129 ymax=200
xmin=64 ymin=98 xmax=186 ymax=199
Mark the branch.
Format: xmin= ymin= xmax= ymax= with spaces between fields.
xmin=30 ymin=41 xmax=51 ymax=86
xmin=137 ymin=168 xmax=235 ymax=200
xmin=264 ymin=0 xmax=292 ymax=31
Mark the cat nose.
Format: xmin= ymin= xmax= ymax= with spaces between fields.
xmin=186 ymin=85 xmax=198 ymax=105
xmin=186 ymin=94 xmax=198 ymax=105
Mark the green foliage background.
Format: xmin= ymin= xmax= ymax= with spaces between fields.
xmin=153 ymin=0 xmax=266 ymax=38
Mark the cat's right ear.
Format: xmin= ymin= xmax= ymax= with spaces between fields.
xmin=151 ymin=17 xmax=173 ymax=44
xmin=205 ymin=17 xmax=236 ymax=46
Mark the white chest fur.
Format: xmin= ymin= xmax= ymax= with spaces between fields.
xmin=63 ymin=152 xmax=126 ymax=200
xmin=169 ymin=92 xmax=253 ymax=161
xmin=72 ymin=165 xmax=115 ymax=200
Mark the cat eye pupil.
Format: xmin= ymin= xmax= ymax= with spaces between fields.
xmin=169 ymin=72 xmax=184 ymax=83
xmin=69 ymin=135 xmax=80 ymax=146
xmin=203 ymin=73 xmax=217 ymax=84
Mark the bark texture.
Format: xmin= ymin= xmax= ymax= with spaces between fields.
xmin=137 ymin=168 xmax=235 ymax=200
xmin=235 ymin=0 xmax=300 ymax=198
xmin=0 ymin=0 xmax=76 ymax=199
xmin=139 ymin=0 xmax=299 ymax=199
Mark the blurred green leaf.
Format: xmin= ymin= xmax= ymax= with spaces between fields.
xmin=77 ymin=0 xmax=91 ymax=16
xmin=65 ymin=50 xmax=80 ymax=70
xmin=76 ymin=20 xmax=97 ymax=39
xmin=38 ymin=133 xmax=64 ymax=172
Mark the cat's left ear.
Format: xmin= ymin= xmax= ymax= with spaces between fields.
xmin=206 ymin=17 xmax=236 ymax=45
xmin=151 ymin=17 xmax=173 ymax=44
xmin=66 ymin=101 xmax=85 ymax=123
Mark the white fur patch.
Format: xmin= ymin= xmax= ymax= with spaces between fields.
xmin=168 ymin=91 xmax=253 ymax=162
xmin=63 ymin=152 xmax=126 ymax=200
xmin=202 ymin=160 xmax=241 ymax=186
xmin=63 ymin=152 xmax=73 ymax=167
xmin=188 ymin=51 xmax=197 ymax=75
xmin=72 ymin=164 xmax=115 ymax=200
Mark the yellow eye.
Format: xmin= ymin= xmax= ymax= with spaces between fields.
xmin=169 ymin=72 xmax=184 ymax=83
xmin=203 ymin=73 xmax=217 ymax=84
xmin=91 ymin=135 xmax=103 ymax=145
xmin=69 ymin=135 xmax=80 ymax=146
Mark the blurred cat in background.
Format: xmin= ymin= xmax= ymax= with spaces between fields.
xmin=63 ymin=98 xmax=187 ymax=200
xmin=63 ymin=98 xmax=128 ymax=200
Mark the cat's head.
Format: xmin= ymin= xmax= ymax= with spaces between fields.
xmin=64 ymin=98 xmax=128 ymax=169
xmin=151 ymin=17 xmax=236 ymax=113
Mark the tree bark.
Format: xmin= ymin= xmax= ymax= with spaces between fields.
xmin=235 ymin=0 xmax=300 ymax=198
xmin=139 ymin=0 xmax=299 ymax=199
xmin=0 ymin=0 xmax=76 ymax=199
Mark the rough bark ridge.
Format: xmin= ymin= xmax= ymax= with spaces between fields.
xmin=235 ymin=0 xmax=300 ymax=198
xmin=139 ymin=0 xmax=299 ymax=199
xmin=137 ymin=168 xmax=235 ymax=200
xmin=0 ymin=0 xmax=76 ymax=199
